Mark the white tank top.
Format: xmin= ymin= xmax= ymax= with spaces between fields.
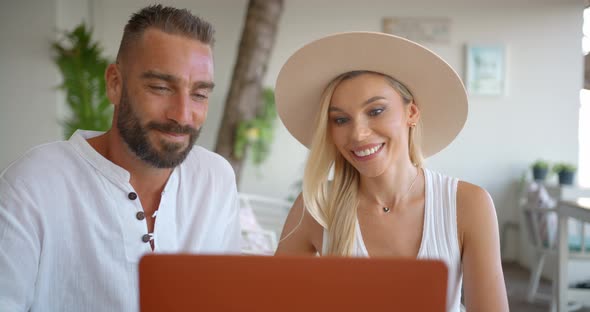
xmin=322 ymin=168 xmax=463 ymax=312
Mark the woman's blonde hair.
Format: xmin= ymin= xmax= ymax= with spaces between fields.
xmin=303 ymin=71 xmax=423 ymax=256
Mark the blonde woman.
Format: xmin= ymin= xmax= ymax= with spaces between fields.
xmin=274 ymin=32 xmax=508 ymax=312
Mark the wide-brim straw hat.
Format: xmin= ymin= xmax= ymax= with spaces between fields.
xmin=274 ymin=31 xmax=468 ymax=158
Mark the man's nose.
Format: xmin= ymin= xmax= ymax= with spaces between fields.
xmin=166 ymin=93 xmax=192 ymax=126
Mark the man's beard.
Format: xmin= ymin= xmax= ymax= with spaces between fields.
xmin=116 ymin=87 xmax=200 ymax=168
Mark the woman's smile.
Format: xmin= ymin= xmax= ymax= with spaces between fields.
xmin=351 ymin=143 xmax=385 ymax=161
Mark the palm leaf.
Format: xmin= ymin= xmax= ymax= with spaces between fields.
xmin=52 ymin=23 xmax=113 ymax=138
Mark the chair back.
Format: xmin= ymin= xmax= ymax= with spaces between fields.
xmin=239 ymin=193 xmax=292 ymax=254
xmin=522 ymin=183 xmax=558 ymax=250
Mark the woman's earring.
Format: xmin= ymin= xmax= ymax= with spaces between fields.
xmin=410 ymin=122 xmax=417 ymax=128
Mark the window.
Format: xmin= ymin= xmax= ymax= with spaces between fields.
xmin=579 ymin=7 xmax=590 ymax=188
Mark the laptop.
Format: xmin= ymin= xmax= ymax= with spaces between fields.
xmin=139 ymin=254 xmax=448 ymax=312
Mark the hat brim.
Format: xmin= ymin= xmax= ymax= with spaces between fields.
xmin=275 ymin=31 xmax=468 ymax=158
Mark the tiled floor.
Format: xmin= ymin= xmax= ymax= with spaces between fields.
xmin=503 ymin=262 xmax=590 ymax=312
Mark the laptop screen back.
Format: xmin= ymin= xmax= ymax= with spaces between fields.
xmin=139 ymin=254 xmax=447 ymax=312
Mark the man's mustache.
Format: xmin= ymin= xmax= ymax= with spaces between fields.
xmin=146 ymin=121 xmax=199 ymax=136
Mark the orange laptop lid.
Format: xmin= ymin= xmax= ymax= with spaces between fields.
xmin=139 ymin=254 xmax=447 ymax=312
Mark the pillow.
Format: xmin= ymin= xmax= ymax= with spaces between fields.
xmin=526 ymin=182 xmax=590 ymax=251
xmin=526 ymin=182 xmax=557 ymax=248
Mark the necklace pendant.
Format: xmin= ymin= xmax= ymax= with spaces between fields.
xmin=383 ymin=207 xmax=390 ymax=213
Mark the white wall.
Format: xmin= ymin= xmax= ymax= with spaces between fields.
xmin=0 ymin=0 xmax=60 ymax=168
xmin=0 ymin=0 xmax=584 ymax=265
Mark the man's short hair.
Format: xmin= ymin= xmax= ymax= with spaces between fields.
xmin=116 ymin=4 xmax=215 ymax=63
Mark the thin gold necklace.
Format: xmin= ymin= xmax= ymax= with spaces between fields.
xmin=382 ymin=168 xmax=420 ymax=213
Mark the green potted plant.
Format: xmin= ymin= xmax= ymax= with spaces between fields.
xmin=234 ymin=88 xmax=277 ymax=165
xmin=52 ymin=23 xmax=113 ymax=139
xmin=531 ymin=159 xmax=550 ymax=181
xmin=552 ymin=162 xmax=577 ymax=185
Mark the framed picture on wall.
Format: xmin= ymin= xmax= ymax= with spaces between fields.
xmin=382 ymin=17 xmax=451 ymax=44
xmin=465 ymin=44 xmax=506 ymax=96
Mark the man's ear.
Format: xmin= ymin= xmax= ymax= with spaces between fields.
xmin=105 ymin=63 xmax=122 ymax=107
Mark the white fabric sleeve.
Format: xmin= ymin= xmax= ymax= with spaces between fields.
xmin=0 ymin=176 xmax=41 ymax=311
xmin=220 ymin=173 xmax=242 ymax=254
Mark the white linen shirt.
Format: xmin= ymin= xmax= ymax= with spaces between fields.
xmin=0 ymin=130 xmax=241 ymax=311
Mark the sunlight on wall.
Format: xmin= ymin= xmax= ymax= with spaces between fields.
xmin=580 ymin=90 xmax=589 ymax=188
xmin=578 ymin=9 xmax=590 ymax=187
xmin=580 ymin=8 xmax=590 ymax=188
xmin=584 ymin=8 xmax=590 ymax=55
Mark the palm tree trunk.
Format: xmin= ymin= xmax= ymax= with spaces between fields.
xmin=215 ymin=0 xmax=284 ymax=182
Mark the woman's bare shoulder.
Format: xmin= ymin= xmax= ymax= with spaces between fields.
xmin=275 ymin=193 xmax=324 ymax=255
xmin=455 ymin=181 xmax=497 ymax=251
xmin=455 ymin=182 xmax=508 ymax=310
xmin=456 ymin=181 xmax=493 ymax=209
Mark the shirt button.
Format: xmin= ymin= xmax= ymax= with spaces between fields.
xmin=141 ymin=234 xmax=151 ymax=243
xmin=128 ymin=192 xmax=137 ymax=200
xmin=136 ymin=211 xmax=145 ymax=220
